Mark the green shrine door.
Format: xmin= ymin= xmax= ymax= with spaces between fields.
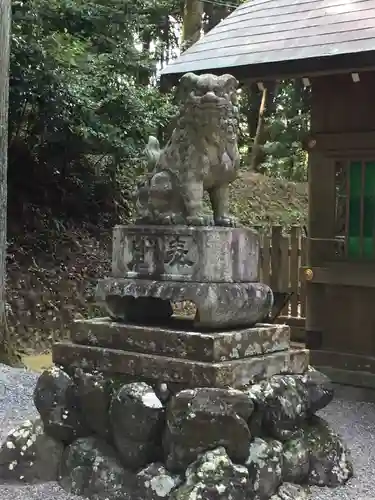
xmin=345 ymin=160 xmax=375 ymax=259
xmin=305 ymin=155 xmax=375 ymax=387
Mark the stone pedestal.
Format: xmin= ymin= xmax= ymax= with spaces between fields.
xmin=97 ymin=279 xmax=273 ymax=328
xmin=98 ymin=225 xmax=273 ymax=328
xmin=111 ymin=225 xmax=260 ymax=282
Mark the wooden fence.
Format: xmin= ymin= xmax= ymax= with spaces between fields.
xmin=256 ymin=226 xmax=307 ymax=342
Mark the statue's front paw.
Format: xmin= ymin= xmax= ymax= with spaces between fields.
xmin=156 ymin=213 xmax=186 ymax=225
xmin=135 ymin=215 xmax=154 ymax=225
xmin=186 ymin=214 xmax=214 ymax=227
xmin=156 ymin=214 xmax=175 ymax=225
xmin=214 ymin=215 xmax=239 ymax=227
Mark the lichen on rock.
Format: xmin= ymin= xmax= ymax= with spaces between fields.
xmin=246 ymin=370 xmax=335 ymax=443
xmin=299 ymin=367 xmax=334 ymax=415
xmin=270 ymin=482 xmax=310 ymax=500
xmin=0 ymin=418 xmax=64 ymax=484
xmin=164 ymin=388 xmax=252 ymax=472
xmin=246 ymin=375 xmax=308 ymax=441
xmin=74 ymin=368 xmax=113 ymax=439
xmin=245 ymin=437 xmax=283 ymax=499
xmin=304 ymin=416 xmax=353 ymax=487
xmin=110 ymin=381 xmax=165 ymax=469
xmin=33 ymin=365 xmax=87 ymax=443
xmin=59 ymin=436 xmax=134 ymax=499
xmin=0 ymin=355 xmax=353 ymax=500
xmin=135 ymin=462 xmax=181 ymax=499
xmin=170 ymin=447 xmax=253 ymax=500
xmin=282 ymin=436 xmax=309 ymax=484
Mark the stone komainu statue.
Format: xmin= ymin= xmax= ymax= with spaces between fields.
xmin=134 ymin=72 xmax=240 ymax=227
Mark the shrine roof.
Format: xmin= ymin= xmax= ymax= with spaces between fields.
xmin=161 ymin=0 xmax=375 ymax=82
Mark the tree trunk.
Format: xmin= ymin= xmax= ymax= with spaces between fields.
xmin=244 ymin=84 xmax=262 ymax=138
xmin=203 ymin=1 xmax=230 ymax=32
xmin=250 ymin=81 xmax=278 ymax=172
xmin=137 ymin=28 xmax=152 ymax=86
xmin=0 ymin=0 xmax=18 ymax=365
xmin=182 ymin=0 xmax=203 ymax=51
xmin=250 ymin=87 xmax=268 ymax=172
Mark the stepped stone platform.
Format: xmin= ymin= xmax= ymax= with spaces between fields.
xmin=52 ymin=319 xmax=308 ymax=389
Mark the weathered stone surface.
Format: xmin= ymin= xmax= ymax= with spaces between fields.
xmin=245 ymin=437 xmax=283 ymax=499
xmin=33 ymin=366 xmax=87 ymax=443
xmin=171 ymin=387 xmax=255 ymax=420
xmin=282 ymin=437 xmax=309 ymax=483
xmin=164 ymin=388 xmax=252 ymax=471
xmin=213 ymin=323 xmax=290 ymax=361
xmin=0 ymin=418 xmax=64 ymax=484
xmin=170 ymin=447 xmax=253 ymax=500
xmin=133 ymin=73 xmax=240 ymax=228
xmin=246 ymin=375 xmax=309 ymax=441
xmin=299 ymin=367 xmax=334 ymax=414
xmin=110 ymin=382 xmax=165 ymax=441
xmin=74 ymin=369 xmax=112 ymax=439
xmin=248 ymin=406 xmax=264 ymax=438
xmin=220 ymin=350 xmax=309 ymax=389
xmin=271 ymin=483 xmax=310 ymax=500
xmin=135 ymin=463 xmax=181 ymax=499
xmin=288 ymin=349 xmax=310 ymax=375
xmin=110 ymin=382 xmax=164 ymax=469
xmin=72 ymin=318 xmax=290 ymax=362
xmin=304 ymin=416 xmax=353 ymax=487
xmin=97 ymin=278 xmax=273 ymax=328
xmin=112 ymin=435 xmax=161 ymax=471
xmin=112 ymin=225 xmax=259 ymax=283
xmin=53 ymin=342 xmax=309 ymax=389
xmin=164 ymin=414 xmax=250 ymax=473
xmin=59 ymin=436 xmax=134 ymax=499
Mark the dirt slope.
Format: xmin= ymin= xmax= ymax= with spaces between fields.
xmin=230 ymin=171 xmax=307 ymax=228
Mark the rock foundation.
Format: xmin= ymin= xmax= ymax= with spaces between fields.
xmin=0 ymin=320 xmax=353 ymax=499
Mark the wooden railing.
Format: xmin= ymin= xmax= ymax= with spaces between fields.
xmin=255 ymin=226 xmax=307 ymax=341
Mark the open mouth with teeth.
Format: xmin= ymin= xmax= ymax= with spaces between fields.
xmin=189 ymin=90 xmax=233 ymax=108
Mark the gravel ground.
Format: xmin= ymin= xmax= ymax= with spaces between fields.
xmin=0 ymin=364 xmax=374 ymax=500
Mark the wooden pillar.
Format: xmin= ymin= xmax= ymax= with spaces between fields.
xmin=0 ymin=0 xmax=11 ymax=360
xmin=305 ymin=145 xmax=335 ymax=349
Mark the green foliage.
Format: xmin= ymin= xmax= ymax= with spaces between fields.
xmin=8 ymin=0 xmax=309 ymax=240
xmin=238 ymin=81 xmax=310 ymax=182
xmin=262 ymin=81 xmax=310 ymax=182
xmin=9 ymin=0 xmax=177 ymax=234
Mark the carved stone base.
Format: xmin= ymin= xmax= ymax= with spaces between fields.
xmin=111 ymin=225 xmax=260 ymax=283
xmin=96 ymin=278 xmax=273 ymax=328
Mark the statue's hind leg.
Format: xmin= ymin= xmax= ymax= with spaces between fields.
xmin=184 ymin=180 xmax=213 ymax=226
xmin=209 ymin=184 xmax=238 ymax=227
